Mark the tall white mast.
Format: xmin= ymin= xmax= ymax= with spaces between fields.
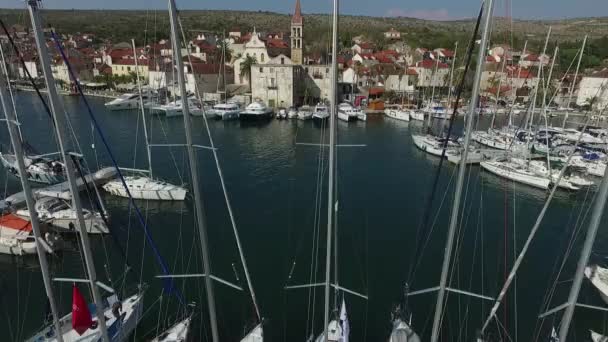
xmin=541 ymin=46 xmax=558 ymax=171
xmin=132 ymin=39 xmax=154 ymax=177
xmin=323 ymin=0 xmax=339 ymax=339
xmin=27 ymin=1 xmax=110 ymax=341
xmin=167 ymin=2 xmax=219 ymax=342
xmin=426 ymin=58 xmax=440 ymax=127
xmin=507 ymin=40 xmax=527 ymax=128
xmin=558 ymin=142 xmax=608 ymax=339
xmin=0 ymin=47 xmax=64 ymax=342
xmin=562 ymin=35 xmax=587 ymax=128
xmin=430 ymin=0 xmax=494 ymax=341
xmin=446 ymin=42 xmax=458 ymax=113
xmin=527 ymin=28 xmax=551 ymax=133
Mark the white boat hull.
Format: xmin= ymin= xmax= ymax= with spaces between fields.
xmin=26 ymin=292 xmax=144 ymax=342
xmin=481 ymin=160 xmax=550 ymax=190
xmin=152 ymin=317 xmax=191 ymax=342
xmin=103 ymin=177 xmax=187 ymax=201
xmin=410 ymin=111 xmax=425 ymax=121
xmin=1 ymin=153 xmax=64 ymax=184
xmin=385 ymin=110 xmax=410 ymax=122
xmin=591 ymin=330 xmax=608 ymax=342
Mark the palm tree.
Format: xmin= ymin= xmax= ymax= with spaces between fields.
xmin=240 ymin=55 xmax=257 ymax=85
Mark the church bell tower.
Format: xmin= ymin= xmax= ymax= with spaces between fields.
xmin=291 ymin=0 xmax=303 ymax=65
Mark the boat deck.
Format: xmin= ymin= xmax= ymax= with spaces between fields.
xmin=5 ymin=167 xmax=117 ymax=206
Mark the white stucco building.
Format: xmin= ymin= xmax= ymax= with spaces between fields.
xmin=251 ymin=64 xmax=304 ymax=107
xmin=233 ymin=31 xmax=271 ymax=85
xmin=576 ymin=68 xmax=608 ymax=110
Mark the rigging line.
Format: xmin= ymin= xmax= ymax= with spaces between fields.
xmin=481 ymin=108 xmax=596 ymax=334
xmin=178 ymin=18 xmax=261 ymax=321
xmin=49 ymin=30 xmax=184 ymax=305
xmin=71 ymin=155 xmax=131 ymax=270
xmin=0 ymin=19 xmax=53 ymax=125
xmin=407 ymin=4 xmax=484 ymax=284
xmin=409 ymin=164 xmax=459 ymax=287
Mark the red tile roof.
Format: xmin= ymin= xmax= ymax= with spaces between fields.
xmin=267 ymin=39 xmax=289 ymax=48
xmin=406 ymin=68 xmax=418 ymax=76
xmin=524 ymin=54 xmax=539 ymax=62
xmin=417 ymin=59 xmax=448 ymax=69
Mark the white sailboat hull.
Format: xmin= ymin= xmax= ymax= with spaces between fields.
xmin=389 ymin=319 xmax=421 ymax=342
xmin=152 ymin=317 xmax=192 ymax=342
xmin=240 ymin=324 xmax=263 ymax=342
xmin=26 ymin=292 xmax=144 ymax=342
xmin=385 ymin=109 xmax=410 ymax=122
xmin=1 ymin=153 xmax=64 ymax=184
xmin=410 ymin=111 xmax=425 ymax=121
xmin=103 ymin=176 xmax=187 ymax=201
xmin=412 ymin=135 xmax=456 ymax=158
xmin=481 ymin=160 xmax=550 ymax=190
xmin=591 ymin=330 xmax=608 ymax=342
xmin=0 ymin=236 xmax=38 ymax=255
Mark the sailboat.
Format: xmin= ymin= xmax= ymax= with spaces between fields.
xmin=152 ymin=2 xmax=264 ymax=341
xmin=0 ymin=151 xmax=65 ymax=184
xmin=15 ymin=196 xmax=109 ymax=234
xmin=103 ymin=40 xmax=188 ymax=201
xmin=25 ymin=2 xmax=145 ymax=340
xmin=591 ymin=330 xmax=608 ymax=342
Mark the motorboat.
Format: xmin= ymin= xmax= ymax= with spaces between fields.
xmin=0 ymin=152 xmax=65 ymax=184
xmin=297 ymin=106 xmax=314 ymax=120
xmin=239 ymin=101 xmax=273 ymax=120
xmin=312 ymin=104 xmax=330 ymax=121
xmin=425 ymin=103 xmax=450 ymax=119
xmin=15 ymin=197 xmax=109 ymax=234
xmin=276 ymin=107 xmax=288 ymax=119
xmin=152 ymin=316 xmax=192 ymax=342
xmin=103 ymin=176 xmax=187 ymax=201
xmin=287 ymin=107 xmax=298 ymax=119
xmin=385 ymin=107 xmax=410 ymax=122
xmin=151 ymin=97 xmax=204 ymax=117
xmin=211 ymin=103 xmax=240 ymax=121
xmin=104 ymin=93 xmax=158 ymax=111
xmin=26 ymin=291 xmax=144 ymax=342
xmin=338 ymin=102 xmax=362 ymax=122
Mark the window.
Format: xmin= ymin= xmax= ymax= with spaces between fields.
xmin=281 ymin=58 xmax=285 ymax=65
xmin=269 ymin=68 xmax=274 ymax=73
xmin=326 ymin=68 xmax=329 ymax=73
xmin=261 ymin=53 xmax=265 ymax=62
xmin=259 ymin=67 xmax=263 ymax=73
xmin=127 ymin=67 xmax=131 ymax=72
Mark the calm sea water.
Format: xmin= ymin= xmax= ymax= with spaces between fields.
xmin=1 ymin=91 xmax=607 ymax=341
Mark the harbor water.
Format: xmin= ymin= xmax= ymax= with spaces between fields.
xmin=1 ymin=91 xmax=607 ymax=341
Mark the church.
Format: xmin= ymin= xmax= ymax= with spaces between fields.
xmin=233 ymin=0 xmax=303 ymax=86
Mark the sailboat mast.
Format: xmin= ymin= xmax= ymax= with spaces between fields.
xmin=0 ymin=49 xmax=64 ymax=342
xmin=507 ymin=40 xmax=526 ymax=128
xmin=446 ymin=42 xmax=458 ymax=115
xmin=132 ymin=39 xmax=154 ymax=178
xmin=563 ymin=35 xmax=587 ymax=128
xmin=429 ymin=1 xmax=494 ymax=341
xmin=426 ymin=58 xmax=440 ymax=127
xmin=541 ymin=46 xmax=558 ymax=170
xmin=323 ymin=0 xmax=339 ymax=339
xmin=167 ymin=2 xmax=219 ymax=342
xmin=558 ymin=145 xmax=608 ymax=340
xmin=491 ymin=55 xmax=507 ymax=130
xmin=223 ymin=30 xmax=228 ymax=103
xmin=27 ymin=1 xmax=110 ymax=341
xmin=527 ymin=28 xmax=551 ymax=133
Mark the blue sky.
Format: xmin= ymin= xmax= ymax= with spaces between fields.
xmin=1 ymin=0 xmax=606 ymax=20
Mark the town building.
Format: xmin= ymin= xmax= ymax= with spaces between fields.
xmin=251 ymin=64 xmax=305 ymax=107
xmin=576 ymin=68 xmax=608 ymax=110
xmin=384 ymin=28 xmax=401 ymax=40
xmin=412 ymin=59 xmax=450 ymax=88
xmin=291 ymin=0 xmax=304 ymax=65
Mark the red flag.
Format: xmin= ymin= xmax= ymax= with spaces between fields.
xmin=72 ymin=284 xmax=93 ymax=335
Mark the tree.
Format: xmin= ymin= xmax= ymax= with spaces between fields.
xmin=216 ymin=40 xmax=233 ymax=62
xmin=240 ymin=55 xmax=257 ymax=85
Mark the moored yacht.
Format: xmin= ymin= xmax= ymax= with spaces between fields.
xmin=412 ymin=134 xmax=460 ymax=157
xmin=239 ymin=101 xmax=273 ymax=120
xmin=151 ymin=97 xmax=204 ymax=117
xmin=297 ymin=105 xmax=314 ymax=120
xmin=312 ymin=103 xmax=330 ymax=121
xmin=385 ymin=106 xmax=410 ymax=121
xmin=104 ymin=93 xmax=157 ymax=111
xmin=211 ymin=103 xmax=240 ymax=120
xmin=103 ymin=176 xmax=187 ymax=201
xmin=287 ymin=106 xmax=298 ymax=119
xmin=338 ymin=102 xmax=362 ymax=122
xmin=152 ymin=316 xmax=192 ymax=342
xmin=410 ymin=110 xmax=425 ymax=121
xmin=0 ymin=152 xmax=65 ymax=184
xmin=15 ymin=197 xmax=109 ymax=234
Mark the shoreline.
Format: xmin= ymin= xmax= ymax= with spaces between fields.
xmin=14 ymin=85 xmax=117 ymax=99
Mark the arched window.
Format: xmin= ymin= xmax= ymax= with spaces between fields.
xmin=261 ymin=53 xmax=265 ymax=62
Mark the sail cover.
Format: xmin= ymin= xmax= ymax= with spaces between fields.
xmin=72 ymin=284 xmax=93 ymax=335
